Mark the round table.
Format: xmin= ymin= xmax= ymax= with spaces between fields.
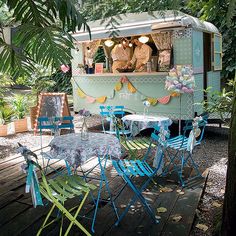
xmin=122 ymin=114 xmax=172 ymax=136
xmin=48 ymin=132 xmax=122 ymax=166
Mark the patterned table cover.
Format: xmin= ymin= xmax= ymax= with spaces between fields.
xmin=122 ymin=114 xmax=172 ymax=136
xmin=48 ymin=132 xmax=122 ymax=166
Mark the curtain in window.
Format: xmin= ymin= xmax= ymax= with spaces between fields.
xmin=151 ymin=32 xmax=172 ymax=71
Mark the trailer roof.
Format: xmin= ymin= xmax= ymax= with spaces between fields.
xmin=73 ymin=10 xmax=219 ymax=41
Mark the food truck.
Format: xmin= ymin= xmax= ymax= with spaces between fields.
xmin=71 ymin=11 xmax=222 ymax=120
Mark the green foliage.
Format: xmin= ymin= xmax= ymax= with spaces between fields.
xmin=49 ymin=70 xmax=72 ymax=94
xmin=186 ymin=0 xmax=236 ymax=80
xmin=10 ymin=94 xmax=29 ymax=119
xmin=0 ymin=0 xmax=88 ymax=77
xmin=0 ymin=73 xmax=14 ymax=97
xmin=80 ymin=0 xmax=181 ymax=37
xmin=0 ymin=103 xmax=13 ymax=125
xmin=94 ymin=47 xmax=106 ymax=63
xmin=201 ymin=80 xmax=235 ymax=120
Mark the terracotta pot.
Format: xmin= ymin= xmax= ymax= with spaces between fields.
xmin=14 ymin=118 xmax=28 ymax=133
xmin=0 ymin=124 xmax=8 ymax=137
xmin=30 ymin=105 xmax=38 ymax=129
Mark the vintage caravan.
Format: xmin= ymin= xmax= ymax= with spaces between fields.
xmin=71 ymin=11 xmax=221 ymax=120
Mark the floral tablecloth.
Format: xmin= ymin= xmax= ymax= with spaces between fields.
xmin=122 ymin=114 xmax=172 ymax=136
xmin=48 ymin=132 xmax=121 ymax=166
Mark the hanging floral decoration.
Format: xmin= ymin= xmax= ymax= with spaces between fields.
xmin=165 ymin=65 xmax=195 ymax=94
xmin=74 ymin=76 xmax=179 ymax=105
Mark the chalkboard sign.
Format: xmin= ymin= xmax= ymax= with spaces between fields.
xmin=34 ymin=93 xmax=71 ymax=132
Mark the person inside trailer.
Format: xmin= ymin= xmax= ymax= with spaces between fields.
xmin=111 ymin=39 xmax=131 ymax=73
xmin=125 ymin=37 xmax=152 ymax=72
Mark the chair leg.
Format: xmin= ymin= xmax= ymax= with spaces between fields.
xmin=65 ymin=191 xmax=91 ymax=236
xmin=37 ymin=204 xmax=56 ymax=236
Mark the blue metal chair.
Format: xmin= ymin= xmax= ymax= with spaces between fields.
xmin=37 ymin=116 xmax=73 ymax=175
xmin=99 ymin=105 xmax=131 ymax=136
xmin=163 ymin=116 xmax=208 ymax=186
xmin=112 ymin=125 xmax=170 ymax=226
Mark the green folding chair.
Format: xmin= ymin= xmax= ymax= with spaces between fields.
xmin=17 ymin=144 xmax=96 ymax=236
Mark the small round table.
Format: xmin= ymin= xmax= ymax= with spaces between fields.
xmin=122 ymin=114 xmax=172 ymax=136
xmin=48 ymin=132 xmax=122 ymax=167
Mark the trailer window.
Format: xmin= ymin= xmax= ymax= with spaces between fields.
xmin=212 ymin=34 xmax=222 ymax=71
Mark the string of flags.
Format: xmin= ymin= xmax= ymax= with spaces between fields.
xmin=76 ymin=76 xmax=180 ymax=106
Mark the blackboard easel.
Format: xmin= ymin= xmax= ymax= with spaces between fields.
xmin=34 ymin=93 xmax=71 ymax=133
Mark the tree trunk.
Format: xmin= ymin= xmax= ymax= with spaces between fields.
xmin=221 ymin=72 xmax=236 ymax=235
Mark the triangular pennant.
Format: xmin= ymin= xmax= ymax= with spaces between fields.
xmin=158 ymin=95 xmax=171 ymax=104
xmin=170 ymin=92 xmax=180 ymax=97
xmin=147 ymin=97 xmax=158 ymax=106
xmin=127 ymin=82 xmax=137 ymax=93
xmin=77 ymin=87 xmax=86 ymax=98
xmin=86 ymin=96 xmax=96 ymax=104
xmin=115 ymin=82 xmax=122 ymax=91
xmin=96 ymin=96 xmax=107 ymax=103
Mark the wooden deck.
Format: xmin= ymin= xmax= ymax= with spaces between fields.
xmin=0 ymin=146 xmax=208 ymax=236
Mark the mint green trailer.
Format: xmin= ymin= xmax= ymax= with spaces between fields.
xmin=71 ymin=11 xmax=222 ymax=120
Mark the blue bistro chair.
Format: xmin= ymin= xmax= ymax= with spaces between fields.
xmin=37 ymin=116 xmax=73 ymax=175
xmin=99 ymin=105 xmax=131 ymax=136
xmin=112 ymin=124 xmax=170 ymax=226
xmin=162 ymin=116 xmax=208 ymax=187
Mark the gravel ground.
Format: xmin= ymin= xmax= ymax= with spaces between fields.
xmin=0 ymin=115 xmax=228 ymax=235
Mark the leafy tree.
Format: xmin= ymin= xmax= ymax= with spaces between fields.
xmin=186 ymin=0 xmax=236 ymax=80
xmin=0 ymin=0 xmax=89 ymax=77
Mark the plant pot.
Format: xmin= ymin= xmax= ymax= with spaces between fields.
xmin=14 ymin=118 xmax=28 ymax=133
xmin=0 ymin=124 xmax=8 ymax=137
xmin=30 ymin=105 xmax=38 ymax=129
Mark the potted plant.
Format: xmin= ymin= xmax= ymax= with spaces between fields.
xmin=11 ymin=94 xmax=29 ymax=133
xmin=0 ymin=100 xmax=13 ymax=136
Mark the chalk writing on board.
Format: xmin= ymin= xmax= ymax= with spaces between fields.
xmin=40 ymin=95 xmax=63 ymax=117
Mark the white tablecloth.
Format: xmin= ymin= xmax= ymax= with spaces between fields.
xmin=122 ymin=114 xmax=172 ymax=136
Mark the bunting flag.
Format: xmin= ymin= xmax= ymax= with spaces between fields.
xmin=158 ymin=95 xmax=171 ymax=104
xmin=127 ymin=82 xmax=137 ymax=93
xmin=115 ymin=82 xmax=122 ymax=91
xmin=96 ymin=96 xmax=107 ymax=103
xmin=147 ymin=97 xmax=158 ymax=106
xmin=170 ymin=92 xmax=180 ymax=97
xmin=86 ymin=96 xmax=96 ymax=103
xmin=77 ymin=87 xmax=86 ymax=98
xmin=74 ymin=76 xmax=179 ymax=106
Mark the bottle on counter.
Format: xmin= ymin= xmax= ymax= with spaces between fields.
xmin=147 ymin=61 xmax=152 ymax=73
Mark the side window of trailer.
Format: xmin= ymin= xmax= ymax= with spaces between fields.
xmin=212 ymin=33 xmax=222 ymax=71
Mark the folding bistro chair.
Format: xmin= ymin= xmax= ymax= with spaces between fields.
xmin=17 ymin=144 xmax=96 ymax=236
xmin=163 ymin=116 xmax=208 ymax=186
xmin=99 ymin=105 xmax=131 ymax=136
xmin=112 ymin=125 xmax=170 ymax=226
xmin=37 ymin=116 xmax=72 ymax=175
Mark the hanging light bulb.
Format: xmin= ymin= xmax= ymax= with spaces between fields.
xmin=138 ymin=35 xmax=149 ymax=43
xmin=118 ymin=43 xmax=122 ymax=48
xmin=122 ymin=40 xmax=126 ymax=45
xmin=104 ymin=39 xmax=114 ymax=47
xmin=129 ymin=42 xmax=133 ymax=47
